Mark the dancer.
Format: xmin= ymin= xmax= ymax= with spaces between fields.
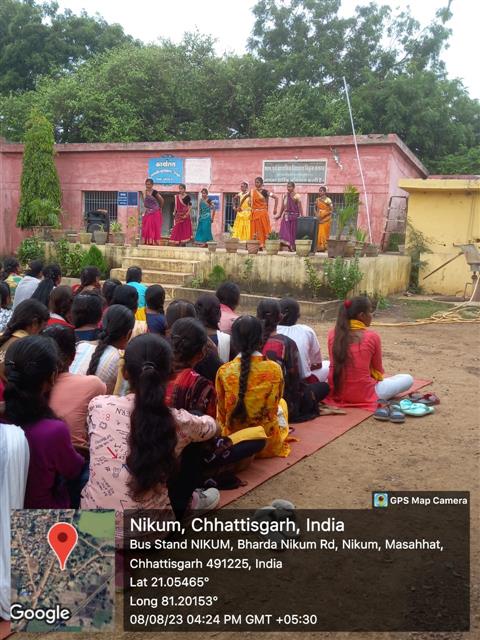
xmin=141 ymin=178 xmax=164 ymax=245
xmin=231 ymin=181 xmax=251 ymax=241
xmin=194 ymin=188 xmax=215 ymax=245
xmin=250 ymin=177 xmax=278 ymax=249
xmin=316 ymin=186 xmax=333 ymax=251
xmin=276 ymin=181 xmax=303 ymax=251
xmin=170 ymin=184 xmax=193 ymax=245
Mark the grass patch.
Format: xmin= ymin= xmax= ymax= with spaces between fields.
xmin=398 ymin=299 xmax=454 ymax=320
xmin=78 ymin=511 xmax=115 ymax=539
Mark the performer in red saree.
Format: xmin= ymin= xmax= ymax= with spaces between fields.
xmin=170 ymin=184 xmax=193 ymax=245
xmin=141 ymin=178 xmax=164 ymax=245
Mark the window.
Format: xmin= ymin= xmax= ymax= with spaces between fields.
xmin=308 ymin=193 xmax=358 ymax=237
xmin=223 ymin=193 xmax=236 ymax=232
xmin=83 ymin=191 xmax=118 ymax=221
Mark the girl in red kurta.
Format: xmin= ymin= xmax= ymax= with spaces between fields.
xmin=327 ymin=296 xmax=413 ymax=410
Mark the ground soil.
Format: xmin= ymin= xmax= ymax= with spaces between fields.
xmin=13 ymin=315 xmax=479 ymax=640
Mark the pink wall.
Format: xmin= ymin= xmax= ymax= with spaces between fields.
xmin=0 ymin=135 xmax=427 ymax=255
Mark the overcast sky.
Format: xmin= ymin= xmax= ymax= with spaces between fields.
xmin=56 ymin=0 xmax=479 ymax=99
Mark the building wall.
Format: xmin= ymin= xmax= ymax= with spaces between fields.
xmin=400 ymin=179 xmax=480 ymax=295
xmin=0 ymin=134 xmax=427 ymax=256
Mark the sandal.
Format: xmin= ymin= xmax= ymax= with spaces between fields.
xmin=374 ymin=403 xmax=405 ymax=423
xmin=408 ymin=392 xmax=440 ymax=406
xmin=393 ymin=399 xmax=435 ymax=417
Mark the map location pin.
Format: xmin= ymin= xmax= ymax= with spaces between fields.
xmin=47 ymin=522 xmax=78 ymax=570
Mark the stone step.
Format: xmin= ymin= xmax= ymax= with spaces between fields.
xmin=120 ymin=256 xmax=201 ymax=274
xmin=129 ymin=245 xmax=209 ymax=260
xmin=110 ymin=268 xmax=193 ymax=286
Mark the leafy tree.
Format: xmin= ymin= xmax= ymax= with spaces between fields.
xmin=0 ymin=0 xmax=135 ymax=93
xmin=17 ymin=112 xmax=61 ymax=229
xmin=429 ymin=146 xmax=480 ymax=175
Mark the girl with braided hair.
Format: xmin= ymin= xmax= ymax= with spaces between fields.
xmin=0 ymin=299 xmax=49 ymax=382
xmin=258 ymin=299 xmax=329 ymax=422
xmin=81 ymin=334 xmax=220 ymax=543
xmin=216 ymin=315 xmax=289 ymax=458
xmin=3 ymin=335 xmax=84 ymax=507
xmin=70 ymin=305 xmax=135 ymax=393
xmin=31 ymin=263 xmax=62 ymax=307
xmin=327 ymin=296 xmax=413 ymax=410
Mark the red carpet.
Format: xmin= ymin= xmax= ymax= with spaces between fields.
xmin=0 ymin=620 xmax=11 ymax=640
xmin=218 ymin=378 xmax=431 ymax=507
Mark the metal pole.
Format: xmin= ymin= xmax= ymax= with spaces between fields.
xmin=343 ymin=76 xmax=373 ymax=243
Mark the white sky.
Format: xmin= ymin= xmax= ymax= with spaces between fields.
xmin=56 ymin=0 xmax=479 ymax=99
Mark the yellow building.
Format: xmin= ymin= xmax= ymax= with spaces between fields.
xmin=399 ymin=178 xmax=480 ymax=296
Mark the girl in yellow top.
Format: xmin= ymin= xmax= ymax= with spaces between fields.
xmin=315 ymin=186 xmax=333 ymax=251
xmin=216 ymin=315 xmax=291 ymax=458
xmin=231 ymin=181 xmax=251 ymax=241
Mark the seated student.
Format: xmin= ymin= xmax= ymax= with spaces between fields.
xmin=12 ymin=259 xmax=44 ymax=309
xmin=145 ymin=284 xmax=167 ymax=335
xmin=0 ymin=282 xmax=12 ymax=333
xmin=81 ymin=334 xmax=220 ymax=542
xmin=327 ymin=296 xmax=413 ymax=410
xmin=3 ymin=336 xmax=84 ymax=507
xmin=216 ymin=315 xmax=289 ymax=458
xmin=46 ymin=325 xmax=106 ymax=457
xmin=216 ymin=281 xmax=240 ymax=335
xmin=72 ymin=266 xmax=101 ymax=296
xmin=0 ymin=422 xmax=29 ymax=622
xmin=257 ymin=299 xmax=329 ymax=422
xmin=167 ymin=318 xmax=216 ymax=418
xmin=31 ymin=263 xmax=62 ymax=307
xmin=1 ymin=257 xmax=22 ymax=302
xmin=48 ymin=285 xmax=74 ymax=327
xmin=112 ymin=284 xmax=147 ymax=339
xmin=125 ymin=266 xmax=148 ymax=321
xmin=166 ymin=299 xmax=223 ymax=384
xmin=72 ymin=292 xmax=103 ymax=342
xmin=195 ymin=293 xmax=231 ymax=362
xmin=277 ymin=297 xmax=330 ymax=382
xmin=70 ymin=305 xmax=134 ymax=393
xmin=102 ymin=278 xmax=122 ymax=307
xmin=0 ymin=299 xmax=49 ymax=382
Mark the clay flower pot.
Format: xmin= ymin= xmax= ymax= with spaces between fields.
xmin=225 ymin=238 xmax=239 ymax=253
xmin=296 ymin=239 xmax=312 ymax=257
xmin=207 ymin=241 xmax=217 ymax=253
xmin=113 ymin=232 xmax=125 ymax=246
xmin=365 ymin=243 xmax=380 ymax=257
xmin=78 ymin=231 xmax=92 ymax=244
xmin=265 ymin=239 xmax=281 ymax=255
xmin=50 ymin=228 xmax=65 ymax=242
xmin=327 ymin=238 xmax=348 ymax=258
xmin=246 ymin=240 xmax=260 ymax=254
xmin=93 ymin=230 xmax=108 ymax=245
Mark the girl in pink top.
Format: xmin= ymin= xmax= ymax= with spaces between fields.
xmin=81 ymin=333 xmax=219 ymax=545
xmin=327 ymin=296 xmax=413 ymax=410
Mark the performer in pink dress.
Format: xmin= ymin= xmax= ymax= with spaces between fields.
xmin=141 ymin=178 xmax=164 ymax=245
xmin=170 ymin=183 xmax=193 ymax=245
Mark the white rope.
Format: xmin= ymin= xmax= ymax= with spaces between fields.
xmin=343 ymin=76 xmax=373 ymax=243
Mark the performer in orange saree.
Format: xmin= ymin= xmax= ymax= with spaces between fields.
xmin=250 ymin=176 xmax=278 ymax=249
xmin=315 ymin=186 xmax=333 ymax=251
xmin=170 ymin=183 xmax=193 ymax=245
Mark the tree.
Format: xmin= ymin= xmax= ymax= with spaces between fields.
xmin=17 ymin=112 xmax=61 ymax=229
xmin=0 ymin=0 xmax=136 ymax=93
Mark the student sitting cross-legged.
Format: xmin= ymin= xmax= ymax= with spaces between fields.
xmin=327 ymin=296 xmax=413 ymax=410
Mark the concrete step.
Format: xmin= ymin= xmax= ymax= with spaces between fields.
xmin=120 ymin=256 xmax=200 ymax=274
xmin=110 ymin=268 xmax=193 ymax=286
xmin=129 ymin=245 xmax=208 ymax=260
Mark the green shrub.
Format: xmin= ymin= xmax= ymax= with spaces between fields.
xmin=207 ymin=265 xmax=227 ymax=289
xmin=17 ymin=237 xmax=46 ymax=266
xmin=323 ymin=256 xmax=363 ymax=300
xmin=53 ymin=238 xmax=88 ymax=277
xmin=80 ymin=245 xmax=109 ymax=278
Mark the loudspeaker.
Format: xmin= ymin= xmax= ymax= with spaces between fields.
xmin=296 ymin=216 xmax=319 ymax=253
xmin=84 ymin=210 xmax=110 ymax=234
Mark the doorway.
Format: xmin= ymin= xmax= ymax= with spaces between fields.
xmin=160 ymin=194 xmax=175 ymax=235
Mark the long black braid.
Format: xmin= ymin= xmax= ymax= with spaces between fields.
xmin=257 ymin=299 xmax=281 ymax=348
xmin=229 ymin=315 xmax=263 ymax=426
xmin=86 ymin=304 xmax=135 ymax=376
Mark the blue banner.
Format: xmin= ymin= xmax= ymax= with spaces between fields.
xmin=148 ymin=157 xmax=184 ymax=184
xmin=207 ymin=194 xmax=220 ymax=211
xmin=117 ymin=192 xmax=128 ymax=206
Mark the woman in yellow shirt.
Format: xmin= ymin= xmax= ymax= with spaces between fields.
xmin=315 ymin=186 xmax=333 ymax=251
xmin=216 ymin=315 xmax=290 ymax=458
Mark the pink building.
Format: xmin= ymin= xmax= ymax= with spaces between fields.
xmin=0 ymin=134 xmax=427 ymax=255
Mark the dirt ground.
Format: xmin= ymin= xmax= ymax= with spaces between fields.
xmin=13 ymin=317 xmax=479 ymax=640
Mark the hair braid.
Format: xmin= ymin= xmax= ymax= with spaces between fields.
xmin=86 ymin=304 xmax=135 ymax=376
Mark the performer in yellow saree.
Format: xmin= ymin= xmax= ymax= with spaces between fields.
xmin=231 ymin=181 xmax=251 ymax=241
xmin=250 ymin=176 xmax=278 ymax=249
xmin=315 ymin=186 xmax=333 ymax=251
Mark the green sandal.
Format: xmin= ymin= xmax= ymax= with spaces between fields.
xmin=393 ymin=399 xmax=435 ymax=417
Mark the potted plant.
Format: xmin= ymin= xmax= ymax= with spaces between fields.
xmin=246 ymin=235 xmax=260 ymax=254
xmin=224 ymin=232 xmax=239 ymax=254
xmin=365 ymin=243 xmax=380 ymax=257
xmin=66 ymin=229 xmax=78 ymax=243
xmin=110 ymin=221 xmax=125 ymax=246
xmin=328 ymin=185 xmax=360 ymax=258
xmin=296 ymin=235 xmax=312 ymax=257
xmin=159 ymin=237 xmax=169 ymax=246
xmin=78 ymin=230 xmax=92 ymax=244
xmin=265 ymin=230 xmax=281 ymax=255
xmin=93 ymin=224 xmax=108 ymax=245
xmin=207 ymin=241 xmax=217 ymax=253
xmin=353 ymin=228 xmax=367 ymax=256
xmin=27 ymin=198 xmax=61 ymax=240
xmin=50 ymin=227 xmax=65 ymax=242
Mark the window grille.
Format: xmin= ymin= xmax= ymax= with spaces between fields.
xmin=83 ymin=191 xmax=118 ymax=221
xmin=223 ymin=193 xmax=236 ymax=232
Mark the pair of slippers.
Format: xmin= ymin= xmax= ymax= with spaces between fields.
xmin=374 ymin=398 xmax=436 ymax=423
xmin=407 ymin=392 xmax=440 ymax=406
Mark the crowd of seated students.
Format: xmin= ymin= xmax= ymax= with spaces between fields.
xmin=0 ymin=257 xmax=413 ymax=570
